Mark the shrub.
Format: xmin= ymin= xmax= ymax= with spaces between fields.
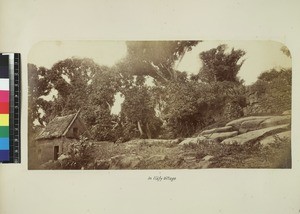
xmin=61 ymin=136 xmax=95 ymax=169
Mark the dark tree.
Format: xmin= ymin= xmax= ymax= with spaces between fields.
xmin=198 ymin=44 xmax=246 ymax=83
xmin=28 ymin=64 xmax=52 ymax=127
xmin=119 ymin=77 xmax=162 ymax=139
xmin=118 ymin=41 xmax=199 ymax=83
xmin=281 ymin=46 xmax=291 ymax=58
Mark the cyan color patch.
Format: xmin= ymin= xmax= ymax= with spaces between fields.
xmin=0 ymin=138 xmax=9 ymax=150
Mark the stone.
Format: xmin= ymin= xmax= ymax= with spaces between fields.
xmin=171 ymin=139 xmax=181 ymax=145
xmin=57 ymin=154 xmax=69 ymax=161
xmin=110 ymin=154 xmax=142 ymax=169
xmin=178 ymin=137 xmax=205 ymax=146
xmin=239 ymin=118 xmax=267 ymax=133
xmin=94 ymin=159 xmax=111 ymax=169
xmin=260 ymin=131 xmax=291 ymax=147
xmin=200 ymin=126 xmax=233 ymax=135
xmin=146 ymin=155 xmax=166 ymax=162
xmin=248 ymin=94 xmax=259 ymax=105
xmin=195 ymin=155 xmax=214 ymax=169
xmin=184 ymin=156 xmax=197 ymax=163
xmin=206 ymin=131 xmax=239 ymax=141
xmin=126 ymin=139 xmax=175 ymax=147
xmin=259 ymin=115 xmax=291 ymax=128
xmin=221 ymin=124 xmax=290 ymax=145
xmin=202 ymin=155 xmax=214 ymax=161
xmin=282 ymin=110 xmax=291 ymax=115
xmin=226 ymin=116 xmax=271 ymax=128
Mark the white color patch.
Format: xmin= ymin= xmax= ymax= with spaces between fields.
xmin=0 ymin=79 xmax=9 ymax=90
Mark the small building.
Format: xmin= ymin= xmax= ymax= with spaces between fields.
xmin=35 ymin=110 xmax=89 ymax=163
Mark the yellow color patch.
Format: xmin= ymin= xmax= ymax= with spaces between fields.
xmin=0 ymin=114 xmax=9 ymax=126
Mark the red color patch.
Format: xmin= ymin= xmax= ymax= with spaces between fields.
xmin=0 ymin=102 xmax=9 ymax=114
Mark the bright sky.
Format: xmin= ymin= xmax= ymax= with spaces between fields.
xmin=177 ymin=40 xmax=291 ymax=85
xmin=29 ymin=40 xmax=292 ymax=115
xmin=29 ymin=41 xmax=128 ymax=68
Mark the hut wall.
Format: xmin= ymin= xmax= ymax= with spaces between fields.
xmin=36 ymin=138 xmax=78 ymax=163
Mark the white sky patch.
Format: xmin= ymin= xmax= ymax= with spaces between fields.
xmin=38 ymin=108 xmax=45 ymax=117
xmin=111 ymin=92 xmax=125 ymax=115
xmin=33 ymin=119 xmax=40 ymax=126
xmin=40 ymin=88 xmax=58 ymax=101
xmin=61 ymin=74 xmax=71 ymax=84
xmin=145 ymin=76 xmax=155 ymax=87
xmin=33 ymin=108 xmax=46 ymax=126
xmin=177 ymin=41 xmax=292 ymax=85
xmin=28 ymin=41 xmax=127 ymax=69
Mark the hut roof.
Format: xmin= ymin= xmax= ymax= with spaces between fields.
xmin=36 ymin=111 xmax=80 ymax=140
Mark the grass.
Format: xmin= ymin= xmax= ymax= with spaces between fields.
xmin=88 ymin=134 xmax=291 ymax=169
xmin=37 ymin=133 xmax=291 ymax=169
xmin=182 ymin=135 xmax=291 ymax=168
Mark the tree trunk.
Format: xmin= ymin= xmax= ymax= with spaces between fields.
xmin=146 ymin=123 xmax=152 ymax=139
xmin=137 ymin=121 xmax=144 ymax=137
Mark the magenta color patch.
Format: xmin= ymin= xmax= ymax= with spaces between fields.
xmin=0 ymin=90 xmax=9 ymax=102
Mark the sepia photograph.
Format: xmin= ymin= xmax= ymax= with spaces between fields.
xmin=28 ymin=40 xmax=292 ymax=170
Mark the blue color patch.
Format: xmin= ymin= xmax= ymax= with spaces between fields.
xmin=0 ymin=138 xmax=9 ymax=150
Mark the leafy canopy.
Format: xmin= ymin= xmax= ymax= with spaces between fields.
xmin=198 ymin=44 xmax=246 ymax=83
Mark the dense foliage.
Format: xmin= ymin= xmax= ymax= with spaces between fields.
xmin=28 ymin=42 xmax=291 ymax=142
xmin=247 ymin=68 xmax=292 ymax=114
xmin=196 ymin=44 xmax=246 ymax=83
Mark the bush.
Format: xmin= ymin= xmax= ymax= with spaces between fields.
xmin=247 ymin=68 xmax=292 ymax=114
xmin=61 ymin=136 xmax=95 ymax=169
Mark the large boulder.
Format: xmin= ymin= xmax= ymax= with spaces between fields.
xmin=260 ymin=131 xmax=291 ymax=147
xmin=259 ymin=115 xmax=291 ymax=128
xmin=206 ymin=131 xmax=239 ymax=141
xmin=221 ymin=124 xmax=290 ymax=145
xmin=226 ymin=116 xmax=271 ymax=129
xmin=239 ymin=118 xmax=268 ymax=133
xmin=200 ymin=126 xmax=233 ymax=135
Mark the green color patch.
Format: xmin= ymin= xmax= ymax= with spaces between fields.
xmin=0 ymin=126 xmax=9 ymax=137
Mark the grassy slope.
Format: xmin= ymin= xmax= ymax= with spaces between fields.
xmin=92 ymin=135 xmax=291 ymax=169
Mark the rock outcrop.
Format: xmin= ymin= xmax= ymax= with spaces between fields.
xmin=221 ymin=124 xmax=290 ymax=145
xmin=179 ymin=110 xmax=291 ymax=147
xmin=260 ymin=131 xmax=291 ymax=147
xmin=200 ymin=126 xmax=234 ymax=135
xmin=259 ymin=115 xmax=291 ymax=128
xmin=93 ymin=110 xmax=291 ymax=169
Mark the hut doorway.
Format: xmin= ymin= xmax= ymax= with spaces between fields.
xmin=54 ymin=146 xmax=59 ymax=160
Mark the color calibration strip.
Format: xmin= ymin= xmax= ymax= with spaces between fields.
xmin=0 ymin=53 xmax=21 ymax=163
xmin=0 ymin=55 xmax=10 ymax=161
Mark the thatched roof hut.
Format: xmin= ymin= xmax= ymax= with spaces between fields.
xmin=36 ymin=110 xmax=89 ymax=140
